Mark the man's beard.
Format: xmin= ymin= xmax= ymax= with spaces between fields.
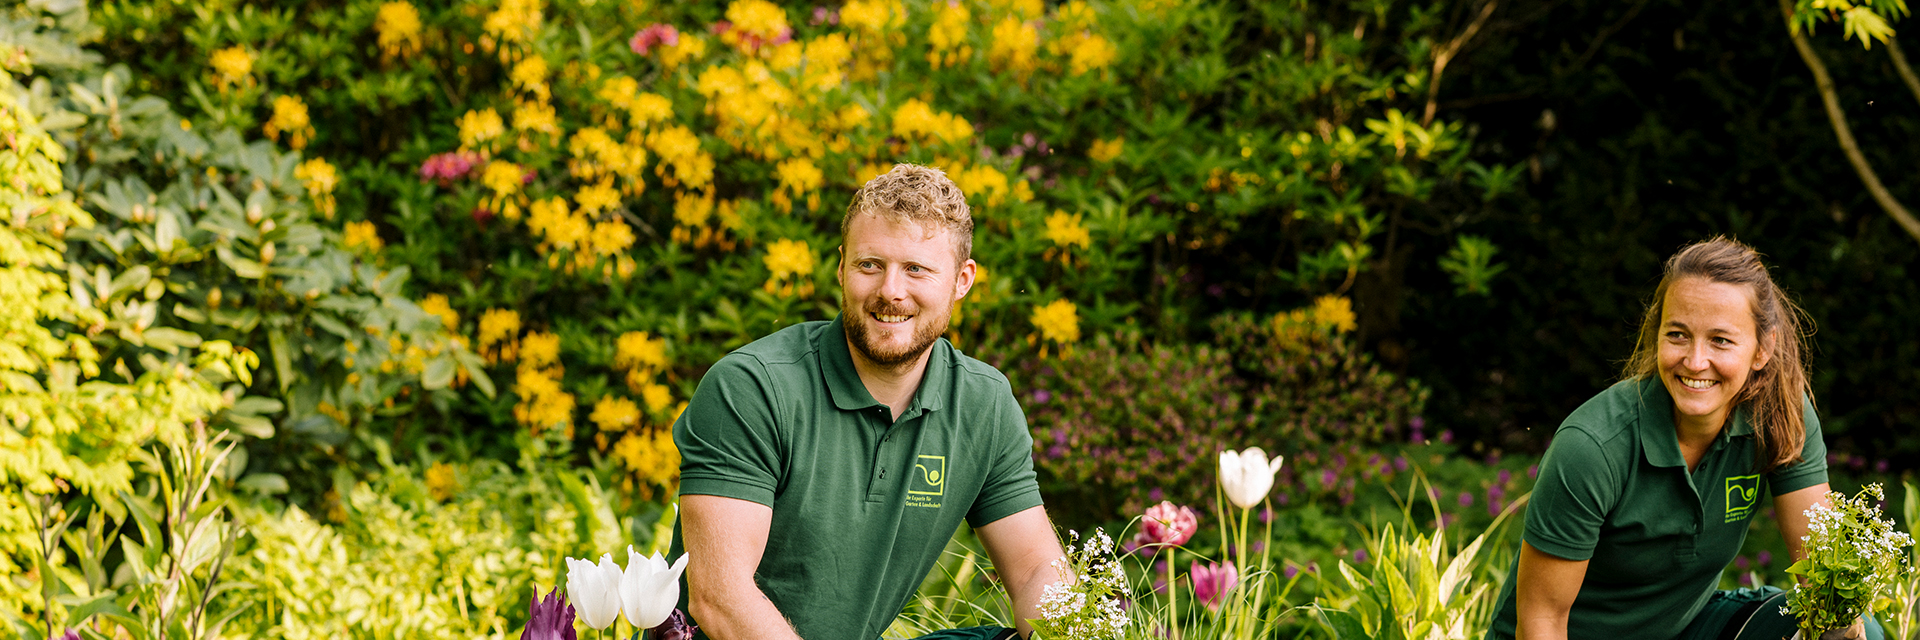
xmin=843 ymin=297 xmax=949 ymax=369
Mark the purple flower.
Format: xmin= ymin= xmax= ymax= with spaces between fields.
xmin=1735 ymin=555 xmax=1750 ymax=570
xmin=1353 ymin=548 xmax=1369 ymax=563
xmin=1410 ymin=416 xmax=1426 ymax=432
xmin=1393 ymin=456 xmax=1408 ymax=471
xmin=1439 ymin=430 xmax=1453 ymax=444
xmin=1283 ymin=564 xmax=1298 ymax=579
xmin=1756 ymin=550 xmax=1772 ymax=566
xmin=521 ymin=586 xmax=577 ymax=640
xmin=57 ymin=630 xmax=80 ymax=640
xmin=1497 ymin=469 xmax=1512 ymax=485
xmin=1877 ymin=459 xmax=1890 ymax=473
xmin=1147 ymin=487 xmax=1164 ymax=501
xmin=1527 ymin=465 xmax=1539 ymax=479
xmin=1738 ymin=572 xmax=1753 ymax=586
xmin=810 ymin=6 xmax=839 ymax=25
xmin=1458 ymin=491 xmax=1473 ymax=507
xmin=650 ymin=609 xmax=698 ymax=640
xmin=1190 ymin=561 xmax=1239 ymax=611
xmin=1033 ymin=389 xmax=1052 ymax=404
xmin=1321 ymin=469 xmax=1337 ymax=487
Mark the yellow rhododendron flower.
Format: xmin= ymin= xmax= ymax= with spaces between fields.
xmin=927 ymin=2 xmax=972 ymax=68
xmin=575 ymin=179 xmax=621 ymax=216
xmin=673 ymin=190 xmax=715 ymax=228
xmin=482 ymin=160 xmax=525 ymax=196
xmin=988 ymin=17 xmax=1040 ymax=75
xmin=658 ymin=33 xmax=709 ymax=71
xmin=512 ymin=99 xmax=559 ymax=137
xmin=589 ymin=219 xmax=635 ymax=257
xmin=263 ymin=95 xmax=314 ymax=149
xmin=478 ymin=308 xmax=521 ymax=347
xmin=775 ymin=157 xmax=823 ymax=209
xmin=628 ymin=93 xmax=674 ymax=128
xmin=1056 ymin=1 xmax=1097 ymax=31
xmin=647 ymin=126 xmax=714 ymax=189
xmin=374 ymin=2 xmax=423 ymax=58
xmin=802 ymin=34 xmax=853 ymax=89
xmin=841 ymin=0 xmax=905 ymax=33
xmin=891 ymin=99 xmax=973 ymax=144
xmin=615 ymin=332 xmax=669 ymax=372
xmin=957 ymin=165 xmax=1010 ymax=208
xmin=513 ymin=369 xmax=575 ymax=436
xmin=343 ymin=221 xmax=383 ymax=254
xmin=209 ymin=46 xmax=253 ymax=90
xmin=638 ymin=381 xmax=674 ymax=415
xmin=763 ymin=238 xmax=815 ymax=281
xmin=1068 ymin=33 xmax=1118 ymax=75
xmin=724 ymin=0 xmax=792 ymax=52
xmin=520 ymin=331 xmax=561 ymax=368
xmin=483 ymin=0 xmax=543 ymax=48
xmin=458 ymin=108 xmax=506 ymax=151
xmin=528 ymin=196 xmax=570 ymax=240
xmin=1312 ymin=295 xmax=1357 ymax=333
xmin=613 ymin=429 xmax=680 ymax=490
xmin=510 ymin=55 xmax=550 ymax=98
xmin=990 ymin=0 xmax=1045 ymax=19
xmin=1044 ymin=210 xmax=1092 ymax=249
xmin=1090 ymin=138 xmax=1125 ymax=163
xmin=419 ymin=294 xmax=459 ymax=330
xmin=1032 ymin=299 xmax=1081 ymax=344
xmin=295 ymin=157 xmax=339 ymax=217
xmin=769 ymin=41 xmax=804 ymax=70
xmin=590 ymin=395 xmax=641 ymax=432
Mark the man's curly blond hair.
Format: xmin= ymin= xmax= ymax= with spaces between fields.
xmin=841 ymin=163 xmax=973 ymax=264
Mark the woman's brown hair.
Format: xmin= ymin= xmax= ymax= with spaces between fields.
xmin=1622 ymin=236 xmax=1814 ymax=474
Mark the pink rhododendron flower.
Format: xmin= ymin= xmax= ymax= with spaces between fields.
xmin=630 ymin=24 xmax=680 ymax=55
xmin=419 ymin=151 xmax=484 ymax=186
xmin=1190 ymin=560 xmax=1239 ymax=611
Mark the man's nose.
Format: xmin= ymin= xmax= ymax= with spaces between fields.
xmin=879 ymin=267 xmax=908 ymax=300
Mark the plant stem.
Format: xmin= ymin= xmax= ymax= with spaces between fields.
xmin=1777 ymin=0 xmax=1920 ymax=244
xmin=1166 ymin=547 xmax=1180 ymax=640
xmin=1888 ymin=37 xmax=1920 ymax=108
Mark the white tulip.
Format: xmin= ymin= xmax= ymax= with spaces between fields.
xmin=566 ymin=553 xmax=624 ymax=629
xmin=620 ymin=546 xmax=690 ymax=629
xmin=1219 ymin=447 xmax=1285 ymax=510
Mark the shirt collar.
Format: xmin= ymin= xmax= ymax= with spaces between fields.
xmin=817 ymin=314 xmax=951 ymax=416
xmin=1636 ymin=376 xmax=1753 ymax=467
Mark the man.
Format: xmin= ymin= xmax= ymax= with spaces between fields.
xmin=667 ymin=164 xmax=1067 ymax=640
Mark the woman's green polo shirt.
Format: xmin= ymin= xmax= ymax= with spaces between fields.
xmin=667 ymin=317 xmax=1044 ymax=640
xmin=1488 ymin=378 xmax=1828 ymax=640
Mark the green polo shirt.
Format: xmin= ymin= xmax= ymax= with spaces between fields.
xmin=1488 ymin=377 xmax=1827 ymax=640
xmin=667 ymin=316 xmax=1044 ymax=640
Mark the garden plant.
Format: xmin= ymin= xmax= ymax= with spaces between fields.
xmin=3 ymin=0 xmax=1917 ymax=638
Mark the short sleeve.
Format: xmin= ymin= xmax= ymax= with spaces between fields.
xmin=966 ymin=388 xmax=1043 ymax=528
xmin=1523 ymin=427 xmax=1621 ymax=561
xmin=1766 ymin=397 xmax=1829 ymax=496
xmin=674 ymin=355 xmax=785 ymax=507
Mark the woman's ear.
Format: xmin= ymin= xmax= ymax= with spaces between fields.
xmin=1753 ymin=331 xmax=1775 ymax=371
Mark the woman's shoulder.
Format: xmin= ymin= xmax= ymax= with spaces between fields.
xmin=1554 ymin=378 xmax=1657 ymax=447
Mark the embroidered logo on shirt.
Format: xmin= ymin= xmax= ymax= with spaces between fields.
xmin=906 ymin=455 xmax=946 ymax=509
xmin=1724 ymin=474 xmax=1761 ymax=523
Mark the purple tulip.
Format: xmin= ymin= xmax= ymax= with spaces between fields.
xmin=1190 ymin=561 xmax=1239 ymax=611
xmin=650 ymin=609 xmax=699 ymax=640
xmin=521 ymin=586 xmax=578 ymax=640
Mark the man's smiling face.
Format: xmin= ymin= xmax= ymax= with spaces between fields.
xmin=837 ymin=213 xmax=975 ymax=371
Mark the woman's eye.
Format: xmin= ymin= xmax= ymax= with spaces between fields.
xmin=1664 ymin=331 xmax=1685 ymax=340
xmin=1712 ymin=337 xmax=1733 ymax=346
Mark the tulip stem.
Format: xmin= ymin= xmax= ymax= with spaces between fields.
xmin=1166 ymin=546 xmax=1180 ymax=640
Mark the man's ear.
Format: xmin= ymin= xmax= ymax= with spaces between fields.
xmin=953 ymin=259 xmax=977 ymax=301
xmin=835 ymin=245 xmax=846 ymax=286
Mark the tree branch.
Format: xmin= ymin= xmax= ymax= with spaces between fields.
xmin=1777 ymin=0 xmax=1920 ymax=243
xmin=1887 ymin=36 xmax=1920 ymax=108
xmin=1423 ymin=0 xmax=1499 ymax=127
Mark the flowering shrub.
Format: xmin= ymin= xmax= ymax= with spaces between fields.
xmin=1784 ymin=484 xmax=1915 ymax=636
xmin=1015 ymin=301 xmax=1427 ymax=524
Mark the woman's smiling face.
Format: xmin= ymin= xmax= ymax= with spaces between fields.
xmin=1658 ymin=276 xmax=1772 ymax=433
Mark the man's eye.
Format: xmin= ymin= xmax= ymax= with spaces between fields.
xmin=907 ymin=265 xmax=925 ymax=273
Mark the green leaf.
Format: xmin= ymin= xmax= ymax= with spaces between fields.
xmin=1318 ymin=607 xmax=1376 ymax=640
xmin=421 ymin=355 xmax=455 ymax=390
xmin=63 ymin=591 xmax=129 ymax=628
xmin=142 ymin=327 xmax=202 ymax=354
xmin=224 ymin=413 xmax=274 ymax=439
xmin=268 ymin=328 xmax=294 ymax=392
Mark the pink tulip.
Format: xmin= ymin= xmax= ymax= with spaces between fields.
xmin=1190 ymin=560 xmax=1239 ymax=611
xmin=1135 ymin=501 xmax=1197 ymax=548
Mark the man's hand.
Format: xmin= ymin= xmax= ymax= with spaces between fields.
xmin=976 ymin=506 xmax=1067 ymax=639
xmin=680 ymin=494 xmax=804 ymax=640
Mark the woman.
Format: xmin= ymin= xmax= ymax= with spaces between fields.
xmin=1485 ymin=237 xmax=1879 ymax=640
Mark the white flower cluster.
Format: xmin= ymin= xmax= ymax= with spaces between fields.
xmin=1035 ymin=529 xmax=1130 ymax=640
xmin=1783 ymin=484 xmax=1915 ymax=632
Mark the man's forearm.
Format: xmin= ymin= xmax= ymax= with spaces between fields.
xmin=691 ymin=585 xmax=804 ymax=640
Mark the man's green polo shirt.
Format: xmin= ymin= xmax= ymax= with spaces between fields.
xmin=1487 ymin=378 xmax=1827 ymax=640
xmin=668 ymin=316 xmax=1044 ymax=640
